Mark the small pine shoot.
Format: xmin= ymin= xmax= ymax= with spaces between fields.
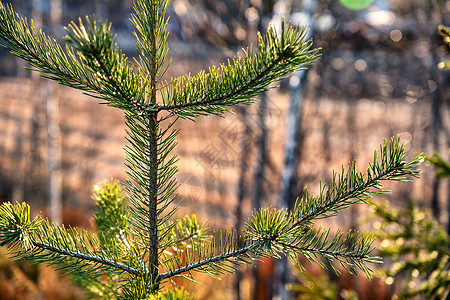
xmin=0 ymin=0 xmax=423 ymax=298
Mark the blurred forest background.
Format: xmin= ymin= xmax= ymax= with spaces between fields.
xmin=0 ymin=0 xmax=448 ymax=299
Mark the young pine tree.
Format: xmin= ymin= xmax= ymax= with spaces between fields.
xmin=368 ymin=199 xmax=449 ymax=299
xmin=0 ymin=0 xmax=423 ymax=298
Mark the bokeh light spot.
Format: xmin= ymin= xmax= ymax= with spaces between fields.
xmin=354 ymin=59 xmax=367 ymax=71
xmin=406 ymin=90 xmax=418 ymax=104
xmin=427 ymin=80 xmax=437 ymax=92
xmin=385 ymin=277 xmax=394 ymax=285
xmin=390 ymin=29 xmax=402 ymax=42
xmin=331 ymin=57 xmax=345 ymax=70
xmin=339 ymin=0 xmax=374 ymax=10
xmin=289 ymin=75 xmax=300 ymax=87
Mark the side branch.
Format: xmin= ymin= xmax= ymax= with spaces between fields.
xmin=33 ymin=241 xmax=142 ymax=276
xmin=158 ymin=246 xmax=251 ymax=280
xmin=294 ymin=161 xmax=404 ymax=227
xmin=277 ymin=241 xmax=373 ymax=261
xmin=156 ymin=22 xmax=320 ymax=118
xmin=89 ymin=49 xmax=151 ymax=113
xmin=281 ymin=137 xmax=422 ymax=238
xmin=0 ymin=22 xmax=88 ymax=87
xmin=159 ymin=230 xmax=200 ymax=250
xmin=158 ymin=52 xmax=287 ymax=112
xmin=0 ymin=3 xmax=101 ymax=93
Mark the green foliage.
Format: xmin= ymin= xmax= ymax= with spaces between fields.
xmin=438 ymin=25 xmax=450 ymax=70
xmin=0 ymin=0 xmax=423 ymax=298
xmin=288 ymin=270 xmax=338 ymax=300
xmin=242 ymin=136 xmax=422 ymax=278
xmin=286 ymin=269 xmax=358 ymax=300
xmin=74 ymin=180 xmax=130 ymax=299
xmin=439 ymin=25 xmax=450 ymax=43
xmin=159 ymin=21 xmax=318 ymax=119
xmin=368 ymin=199 xmax=449 ymax=299
xmin=93 ymin=179 xmax=129 ymax=247
xmin=338 ymin=0 xmax=374 ymax=10
xmin=0 ymin=202 xmax=42 ymax=251
xmin=148 ymin=288 xmax=196 ymax=300
xmin=0 ymin=201 xmax=133 ymax=282
xmin=426 ymin=153 xmax=450 ymax=178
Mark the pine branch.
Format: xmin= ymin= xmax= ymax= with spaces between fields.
xmin=159 ymin=246 xmax=252 ymax=280
xmin=289 ymin=136 xmax=423 ymax=228
xmin=159 ymin=228 xmax=254 ymax=281
xmin=161 ymin=50 xmax=285 ymax=110
xmin=93 ymin=180 xmax=129 ymax=249
xmin=158 ymin=215 xmax=209 ymax=253
xmin=276 ymin=228 xmax=379 ymax=277
xmin=242 ymin=209 xmax=379 ymax=277
xmin=91 ymin=179 xmax=148 ymax=283
xmin=0 ymin=202 xmax=143 ymax=279
xmin=0 ymin=3 xmax=151 ymax=112
xmin=123 ymin=3 xmax=174 ymax=294
xmin=243 ymin=136 xmax=421 ymax=275
xmin=122 ymin=112 xmax=160 ymax=291
xmin=123 ymin=115 xmax=178 ymax=248
xmin=32 ymin=240 xmax=141 ymax=275
xmin=0 ymin=3 xmax=93 ymax=90
xmin=158 ymin=21 xmax=319 ymax=119
xmin=64 ymin=16 xmax=154 ymax=112
xmin=156 ymin=136 xmax=422 ymax=281
xmin=158 ymin=227 xmax=375 ymax=280
xmin=426 ymin=153 xmax=450 ymax=178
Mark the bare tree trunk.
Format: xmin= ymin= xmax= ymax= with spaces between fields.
xmin=252 ymin=92 xmax=271 ymax=300
xmin=430 ymin=53 xmax=442 ymax=222
xmin=234 ymin=107 xmax=252 ymax=300
xmin=25 ymin=0 xmax=44 ymax=203
xmin=234 ymin=4 xmax=264 ymax=298
xmin=448 ymin=180 xmax=450 ymax=235
xmin=275 ymin=1 xmax=313 ymax=298
xmin=252 ymin=94 xmax=268 ymax=210
xmin=10 ymin=0 xmax=31 ymax=202
xmin=429 ymin=33 xmax=444 ymax=224
xmin=275 ymin=71 xmax=306 ymax=300
xmin=46 ymin=82 xmax=62 ymax=223
xmin=46 ymin=0 xmax=63 ymax=223
xmin=346 ymin=98 xmax=357 ymax=231
xmin=279 ymin=75 xmax=304 ymax=211
xmin=11 ymin=60 xmax=27 ymax=204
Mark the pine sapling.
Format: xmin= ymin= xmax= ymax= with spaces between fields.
xmin=0 ymin=0 xmax=423 ymax=298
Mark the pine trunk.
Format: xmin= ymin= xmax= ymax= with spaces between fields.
xmin=46 ymin=0 xmax=63 ymax=223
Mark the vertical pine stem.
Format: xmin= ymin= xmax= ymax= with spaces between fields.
xmin=147 ymin=112 xmax=159 ymax=290
xmin=148 ymin=0 xmax=159 ymax=291
xmin=150 ymin=1 xmax=158 ymax=104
